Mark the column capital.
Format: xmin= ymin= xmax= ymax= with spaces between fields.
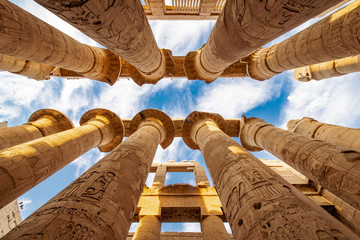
xmin=28 ymin=109 xmax=74 ymax=136
xmin=130 ymin=109 xmax=175 ymax=149
xmin=239 ymin=115 xmax=271 ymax=151
xmin=184 ymin=49 xmax=222 ymax=83
xmin=80 ymin=108 xmax=124 ymax=152
xmin=182 ymin=111 xmax=225 ymax=150
xmin=129 ymin=49 xmax=175 ymax=86
xmin=287 ymin=117 xmax=323 ymax=137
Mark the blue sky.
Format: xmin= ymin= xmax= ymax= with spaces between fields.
xmin=1 ymin=0 xmax=360 ymax=233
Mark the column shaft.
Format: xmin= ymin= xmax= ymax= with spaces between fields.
xmin=0 ymin=110 xmax=122 ymax=208
xmin=35 ymin=0 xmax=173 ymax=84
xmin=240 ymin=117 xmax=360 ymax=211
xmin=2 ymin=109 xmax=174 ymax=240
xmin=248 ymin=1 xmax=360 ymax=80
xmin=133 ymin=216 xmax=161 ymax=240
xmin=0 ymin=109 xmax=73 ymax=150
xmin=184 ymin=0 xmax=342 ymax=81
xmin=288 ymin=117 xmax=360 ymax=153
xmin=0 ymin=0 xmax=121 ymax=84
xmin=182 ymin=112 xmax=358 ymax=239
xmin=201 ymin=215 xmax=229 ymax=240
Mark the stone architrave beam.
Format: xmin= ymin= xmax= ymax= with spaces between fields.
xmin=247 ymin=1 xmax=360 ymax=80
xmin=288 ymin=117 xmax=360 ymax=153
xmin=0 ymin=54 xmax=55 ymax=80
xmin=0 ymin=0 xmax=121 ymax=85
xmin=2 ymin=109 xmax=175 ymax=239
xmin=184 ymin=0 xmax=343 ymax=82
xmin=240 ymin=116 xmax=360 ymax=211
xmin=182 ymin=111 xmax=358 ymax=239
xmin=201 ymin=215 xmax=230 ymax=240
xmin=35 ymin=0 xmax=175 ymax=85
xmin=0 ymin=109 xmax=73 ymax=151
xmin=295 ymin=54 xmax=360 ymax=81
xmin=0 ymin=109 xmax=123 ymax=208
xmin=132 ymin=215 xmax=161 ymax=240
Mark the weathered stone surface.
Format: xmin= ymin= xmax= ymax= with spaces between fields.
xmin=201 ymin=215 xmax=230 ymax=240
xmin=183 ymin=111 xmax=358 ymax=239
xmin=288 ymin=117 xmax=360 ymax=153
xmin=240 ymin=116 xmax=360 ymax=211
xmin=0 ymin=108 xmax=123 ymax=208
xmin=0 ymin=0 xmax=121 ymax=84
xmin=185 ymin=0 xmax=342 ymax=81
xmin=2 ymin=109 xmax=174 ymax=240
xmin=0 ymin=200 xmax=21 ymax=238
xmin=35 ymin=0 xmax=174 ymax=84
xmin=133 ymin=215 xmax=161 ymax=240
xmin=248 ymin=0 xmax=360 ymax=80
xmin=0 ymin=109 xmax=73 ymax=150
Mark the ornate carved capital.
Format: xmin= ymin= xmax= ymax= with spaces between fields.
xmin=182 ymin=111 xmax=225 ymax=150
xmin=287 ymin=117 xmax=322 ymax=138
xmin=80 ymin=108 xmax=124 ymax=152
xmin=239 ymin=115 xmax=271 ymax=152
xmin=28 ymin=109 xmax=74 ymax=136
xmin=130 ymin=109 xmax=175 ymax=149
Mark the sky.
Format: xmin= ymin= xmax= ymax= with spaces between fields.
xmin=1 ymin=0 xmax=360 ymax=234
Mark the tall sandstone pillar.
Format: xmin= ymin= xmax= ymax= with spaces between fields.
xmin=2 ymin=109 xmax=175 ymax=240
xmin=288 ymin=117 xmax=360 ymax=152
xmin=35 ymin=0 xmax=175 ymax=85
xmin=201 ymin=215 xmax=230 ymax=240
xmin=0 ymin=109 xmax=73 ymax=150
xmin=132 ymin=215 xmax=161 ymax=240
xmin=0 ymin=0 xmax=121 ymax=85
xmin=248 ymin=1 xmax=360 ymax=80
xmin=182 ymin=111 xmax=358 ymax=239
xmin=239 ymin=116 xmax=360 ymax=211
xmin=0 ymin=108 xmax=124 ymax=208
xmin=184 ymin=0 xmax=342 ymax=82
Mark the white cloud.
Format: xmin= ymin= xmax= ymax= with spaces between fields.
xmin=129 ymin=223 xmax=139 ymax=232
xmin=280 ymin=73 xmax=360 ymax=129
xmin=182 ymin=222 xmax=201 ymax=232
xmin=224 ymin=222 xmax=232 ymax=233
xmin=196 ymin=77 xmax=282 ymax=117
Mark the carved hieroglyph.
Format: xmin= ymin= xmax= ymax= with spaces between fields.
xmin=240 ymin=116 xmax=360 ymax=211
xmin=184 ymin=0 xmax=343 ymax=82
xmin=0 ymin=109 xmax=73 ymax=151
xmin=2 ymin=109 xmax=175 ymax=240
xmin=295 ymin=54 xmax=360 ymax=81
xmin=132 ymin=215 xmax=161 ymax=240
xmin=35 ymin=0 xmax=175 ymax=84
xmin=182 ymin=111 xmax=358 ymax=239
xmin=248 ymin=0 xmax=360 ymax=80
xmin=288 ymin=117 xmax=360 ymax=153
xmin=0 ymin=0 xmax=121 ymax=85
xmin=0 ymin=108 xmax=123 ymax=209
xmin=201 ymin=215 xmax=230 ymax=240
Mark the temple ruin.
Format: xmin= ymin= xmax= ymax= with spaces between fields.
xmin=0 ymin=0 xmax=360 ymax=239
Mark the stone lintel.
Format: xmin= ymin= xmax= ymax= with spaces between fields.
xmin=80 ymin=108 xmax=124 ymax=152
xmin=239 ymin=115 xmax=271 ymax=151
xmin=182 ymin=111 xmax=225 ymax=150
xmin=130 ymin=109 xmax=175 ymax=149
xmin=28 ymin=109 xmax=74 ymax=136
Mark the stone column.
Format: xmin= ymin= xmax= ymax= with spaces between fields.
xmin=295 ymin=54 xmax=360 ymax=81
xmin=184 ymin=0 xmax=342 ymax=82
xmin=193 ymin=162 xmax=210 ymax=187
xmin=2 ymin=109 xmax=175 ymax=240
xmin=0 ymin=0 xmax=121 ymax=85
xmin=132 ymin=215 xmax=161 ymax=240
xmin=152 ymin=164 xmax=167 ymax=189
xmin=201 ymin=215 xmax=230 ymax=240
xmin=0 ymin=109 xmax=73 ymax=150
xmin=35 ymin=0 xmax=175 ymax=85
xmin=248 ymin=1 xmax=360 ymax=80
xmin=182 ymin=111 xmax=358 ymax=239
xmin=288 ymin=117 xmax=360 ymax=153
xmin=0 ymin=54 xmax=55 ymax=80
xmin=0 ymin=108 xmax=124 ymax=208
xmin=240 ymin=116 xmax=360 ymax=211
